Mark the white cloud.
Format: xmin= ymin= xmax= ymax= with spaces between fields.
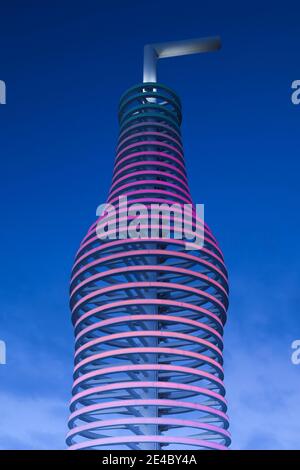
xmin=0 ymin=392 xmax=68 ymax=449
xmin=224 ymin=273 xmax=300 ymax=449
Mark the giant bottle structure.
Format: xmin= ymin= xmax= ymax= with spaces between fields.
xmin=67 ymin=37 xmax=230 ymax=450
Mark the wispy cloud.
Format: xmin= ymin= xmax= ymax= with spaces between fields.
xmin=225 ymin=272 xmax=300 ymax=449
xmin=0 ymin=326 xmax=72 ymax=449
xmin=0 ymin=393 xmax=67 ymax=449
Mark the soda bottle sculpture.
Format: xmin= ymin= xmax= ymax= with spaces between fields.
xmin=67 ymin=37 xmax=230 ymax=450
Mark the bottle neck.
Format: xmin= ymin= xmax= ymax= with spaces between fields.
xmin=107 ymin=83 xmax=191 ymax=205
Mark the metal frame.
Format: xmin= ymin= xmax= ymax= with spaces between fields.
xmin=67 ymin=82 xmax=230 ymax=450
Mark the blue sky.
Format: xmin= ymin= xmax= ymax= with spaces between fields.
xmin=0 ymin=0 xmax=299 ymax=449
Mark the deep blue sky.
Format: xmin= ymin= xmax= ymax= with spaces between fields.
xmin=0 ymin=0 xmax=299 ymax=449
